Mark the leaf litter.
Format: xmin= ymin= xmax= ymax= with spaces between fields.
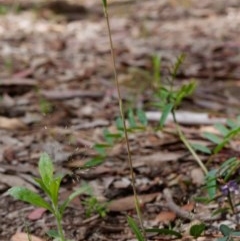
xmin=0 ymin=0 xmax=240 ymax=240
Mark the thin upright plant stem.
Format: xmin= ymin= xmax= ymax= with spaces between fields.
xmin=172 ymin=110 xmax=208 ymax=175
xmin=102 ymin=3 xmax=146 ymax=240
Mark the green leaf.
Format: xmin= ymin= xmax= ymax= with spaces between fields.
xmin=171 ymin=53 xmax=185 ymax=78
xmin=145 ymin=228 xmax=182 ymax=238
xmin=116 ymin=117 xmax=124 ymax=130
xmin=46 ymin=229 xmax=60 ymax=239
xmin=175 ymin=81 xmax=196 ymax=106
xmin=159 ymin=103 xmax=173 ymax=127
xmin=214 ymin=123 xmax=229 ymax=136
xmin=60 ymin=184 xmax=91 ymax=215
xmin=127 ymin=216 xmax=145 ymax=241
xmin=103 ymin=129 xmax=114 ymax=145
xmin=7 ymin=187 xmax=53 ymax=212
xmin=205 ymin=169 xmax=217 ymax=199
xmin=153 ymin=54 xmax=161 ymax=84
xmin=34 ymin=177 xmax=51 ymax=198
xmin=191 ymin=143 xmax=211 ymax=154
xmin=102 ymin=0 xmax=107 ymax=8
xmin=193 ymin=196 xmax=211 ymax=204
xmin=49 ymin=175 xmax=63 ymax=206
xmin=203 ymin=132 xmax=222 ymax=144
xmin=219 ymin=157 xmax=238 ymax=181
xmin=189 ymin=223 xmax=205 ymax=238
xmin=212 ymin=207 xmax=230 ymax=217
xmin=231 ymin=231 xmax=240 ymax=236
xmin=94 ymin=143 xmax=110 ymax=155
xmin=137 ymin=109 xmax=148 ymax=126
xmin=39 ymin=153 xmax=54 ymax=189
xmin=84 ymin=156 xmax=105 ymax=168
xmin=105 ymin=133 xmax=123 ymax=139
xmin=214 ymin=126 xmax=240 ymax=154
xmin=226 ymin=119 xmax=238 ymax=129
xmin=128 ymin=109 xmax=137 ymax=128
xmin=220 ymin=224 xmax=233 ymax=236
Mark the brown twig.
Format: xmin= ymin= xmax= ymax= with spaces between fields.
xmin=163 ymin=188 xmax=220 ymax=222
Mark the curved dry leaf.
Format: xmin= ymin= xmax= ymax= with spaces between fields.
xmin=0 ymin=174 xmax=37 ymax=192
xmin=154 ymin=211 xmax=176 ymax=223
xmin=0 ymin=116 xmax=26 ymax=130
xmin=11 ymin=232 xmax=44 ymax=241
xmin=28 ymin=208 xmax=46 ymax=221
xmin=108 ymin=192 xmax=160 ymax=211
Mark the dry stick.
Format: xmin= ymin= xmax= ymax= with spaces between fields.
xmin=102 ymin=3 xmax=146 ymax=240
xmin=163 ymin=188 xmax=220 ymax=222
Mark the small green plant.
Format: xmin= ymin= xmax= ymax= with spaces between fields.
xmin=218 ymin=224 xmax=240 ymax=241
xmin=8 ymin=153 xmax=90 ymax=241
xmin=189 ymin=223 xmax=206 ymax=239
xmin=192 ymin=116 xmax=240 ymax=200
xmin=0 ymin=5 xmax=9 ymax=15
xmin=84 ymin=108 xmax=148 ymax=169
xmin=83 ymin=196 xmax=107 ymax=218
xmin=192 ymin=115 xmax=240 ymax=155
xmin=39 ymin=98 xmax=53 ymax=115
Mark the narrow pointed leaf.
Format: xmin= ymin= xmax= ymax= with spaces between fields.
xmin=191 ymin=143 xmax=211 ymax=154
xmin=128 ymin=109 xmax=137 ymax=128
xmin=127 ymin=216 xmax=145 ymax=241
xmin=60 ymin=185 xmax=91 ymax=215
xmin=214 ymin=123 xmax=229 ymax=136
xmin=137 ymin=109 xmax=148 ymax=126
xmin=159 ymin=103 xmax=173 ymax=127
xmin=145 ymin=228 xmax=182 ymax=238
xmin=203 ymin=132 xmax=222 ymax=144
xmin=84 ymin=156 xmax=105 ymax=168
xmin=205 ymin=169 xmax=217 ymax=199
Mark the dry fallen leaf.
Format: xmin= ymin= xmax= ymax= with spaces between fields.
xmin=28 ymin=208 xmax=46 ymax=221
xmin=11 ymin=232 xmax=44 ymax=241
xmin=154 ymin=211 xmax=176 ymax=223
xmin=0 ymin=174 xmax=37 ymax=192
xmin=191 ymin=168 xmax=205 ymax=186
xmin=108 ymin=193 xmax=160 ymax=212
xmin=181 ymin=202 xmax=195 ymax=212
xmin=0 ymin=116 xmax=26 ymax=130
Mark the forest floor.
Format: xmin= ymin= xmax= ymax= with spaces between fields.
xmin=1 ymin=0 xmax=240 ymax=240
